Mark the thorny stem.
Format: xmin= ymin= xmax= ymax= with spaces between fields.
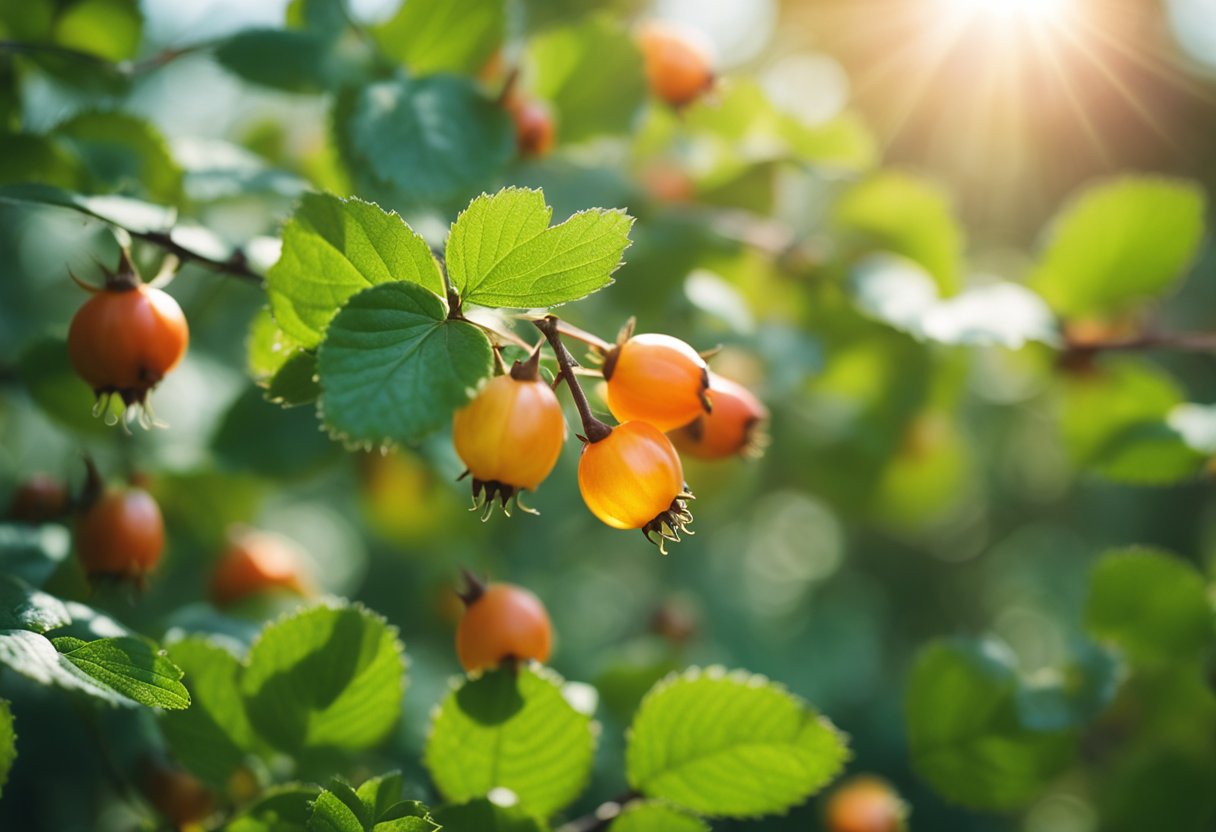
xmin=125 ymin=229 xmax=264 ymax=285
xmin=534 ymin=316 xmax=613 ymax=443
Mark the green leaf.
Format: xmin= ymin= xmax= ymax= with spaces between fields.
xmin=228 ymin=784 xmax=321 ymax=832
xmin=446 ymin=188 xmax=633 ymax=308
xmin=53 ymin=636 xmax=191 ymax=710
xmin=0 ymin=573 xmax=70 ymax=633
xmin=53 ymin=0 xmax=142 ymax=62
xmin=0 ymin=133 xmax=85 ymax=188
xmin=625 ymin=667 xmax=848 ymax=818
xmin=308 ymin=777 xmax=439 ymax=832
xmin=906 ymin=638 xmax=1075 ymax=810
xmin=248 ymin=306 xmax=303 ymax=382
xmin=1085 ymin=548 xmax=1215 ymax=666
xmin=833 ymin=170 xmax=964 ymax=294
xmin=528 ymin=17 xmax=647 ymax=143
xmin=240 ymin=602 xmax=406 ymax=753
xmin=0 ymin=699 xmax=13 ymax=798
xmin=216 ymin=29 xmax=334 ymax=94
xmin=431 ymin=798 xmax=548 ymax=832
xmin=53 ymin=110 xmax=182 ymax=204
xmin=160 ymin=638 xmax=254 ymax=786
xmin=0 ymin=523 xmax=72 ymax=588
xmin=266 ymin=193 xmax=443 ymax=348
xmin=780 ymin=111 xmax=878 ymax=173
xmin=309 ymin=781 xmax=369 ymax=832
xmin=850 ymin=254 xmax=1059 ymax=348
xmin=1059 ymin=359 xmax=1204 ymax=485
xmin=373 ymin=0 xmax=504 ymax=76
xmin=608 ymin=802 xmax=709 ymax=832
xmin=267 ymin=352 xmax=321 ymax=407
xmin=213 ymin=386 xmax=335 ymax=478
xmin=344 ymin=75 xmax=514 ymax=206
xmin=425 ymin=666 xmax=596 ymax=817
xmin=0 ymin=183 xmax=175 ymax=233
xmin=1030 ymin=176 xmax=1206 ymax=317
xmin=316 ymin=281 xmax=493 ymax=445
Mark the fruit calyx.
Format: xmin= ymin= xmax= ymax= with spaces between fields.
xmin=642 ymin=489 xmax=695 ymax=555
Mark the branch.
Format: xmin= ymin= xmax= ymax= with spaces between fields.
xmin=534 ymin=316 xmax=613 ymax=443
xmin=1064 ymin=331 xmax=1216 ymax=354
xmin=0 ymin=40 xmax=213 ymax=78
xmin=130 ymin=229 xmax=265 ymax=286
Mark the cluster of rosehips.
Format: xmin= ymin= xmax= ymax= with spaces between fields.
xmin=499 ymin=20 xmax=717 ymax=159
xmin=9 ymin=461 xmax=313 ymax=606
xmin=453 ymin=316 xmax=767 ymax=553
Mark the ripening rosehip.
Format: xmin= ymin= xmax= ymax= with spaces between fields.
xmin=140 ymin=759 xmax=214 ymax=828
xmin=511 ymin=99 xmax=556 ymax=158
xmin=210 ymin=529 xmax=313 ymax=608
xmin=670 ymin=374 xmax=768 ymax=459
xmin=75 ymin=485 xmax=164 ymax=586
xmin=456 ymin=579 xmax=553 ymax=673
xmin=825 ymin=776 xmax=908 ymax=832
xmin=578 ymin=420 xmax=693 ymax=552
xmin=67 ymin=253 xmax=188 ymax=424
xmin=603 ymin=331 xmax=710 ymax=432
xmin=637 ymin=21 xmax=715 ymax=107
xmin=9 ymin=474 xmax=69 ymax=523
xmin=452 ymin=360 xmax=567 ymax=515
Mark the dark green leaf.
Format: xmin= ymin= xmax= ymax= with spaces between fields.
xmin=0 ymin=523 xmax=73 ymax=588
xmin=0 ymin=133 xmax=84 ymax=188
xmin=316 ymin=281 xmax=493 ymax=445
xmin=343 ymin=75 xmax=514 ymax=205
xmin=0 ymin=573 xmax=70 ymax=633
xmin=53 ymin=111 xmax=182 ymax=204
xmin=213 ymin=386 xmax=335 ymax=478
xmin=0 ymin=699 xmax=13 ymax=798
xmin=906 ymin=638 xmax=1075 ymax=810
xmin=0 ymin=183 xmax=175 ymax=233
xmin=266 ymin=192 xmax=444 ymax=347
xmin=431 ymin=798 xmax=547 ymax=832
xmin=53 ymin=636 xmax=191 ymax=710
xmin=626 ymin=668 xmax=848 ymax=818
xmin=227 ymin=784 xmax=321 ymax=832
xmin=446 ymin=187 xmax=633 ymax=308
xmin=216 ymin=29 xmax=334 ymax=94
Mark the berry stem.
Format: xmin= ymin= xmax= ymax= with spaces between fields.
xmin=456 ymin=568 xmax=486 ymax=606
xmin=535 ymin=316 xmax=613 ymax=443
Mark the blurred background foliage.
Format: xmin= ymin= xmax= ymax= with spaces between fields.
xmin=1 ymin=0 xmax=1215 ymax=830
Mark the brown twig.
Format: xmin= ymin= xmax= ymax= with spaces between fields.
xmin=0 ymin=40 xmax=214 ymax=78
xmin=1064 ymin=331 xmax=1216 ymax=354
xmin=534 ymin=316 xmax=612 ymax=443
xmin=128 ymin=229 xmax=264 ymax=286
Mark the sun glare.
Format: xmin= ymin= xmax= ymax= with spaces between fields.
xmin=947 ymin=0 xmax=1070 ymax=24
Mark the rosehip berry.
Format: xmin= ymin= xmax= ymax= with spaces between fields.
xmin=140 ymin=759 xmax=214 ymax=828
xmin=67 ymin=252 xmax=188 ymax=426
xmin=603 ymin=329 xmax=710 ymax=432
xmin=577 ymin=420 xmax=693 ymax=552
xmin=511 ymin=99 xmax=556 ymax=158
xmin=210 ymin=528 xmax=312 ymax=608
xmin=825 ymin=776 xmax=908 ymax=832
xmin=9 ymin=474 xmax=69 ymax=523
xmin=670 ymin=373 xmax=768 ymax=459
xmin=455 ymin=577 xmax=553 ymax=673
xmin=637 ymin=21 xmax=715 ymax=107
xmin=452 ymin=357 xmax=566 ymax=516
xmin=75 ymin=484 xmax=164 ymax=586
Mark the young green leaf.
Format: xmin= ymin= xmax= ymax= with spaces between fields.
xmin=431 ymin=798 xmax=548 ymax=832
xmin=53 ymin=636 xmax=191 ymax=710
xmin=227 ymin=783 xmax=321 ymax=832
xmin=308 ymin=777 xmax=439 ymax=832
xmin=608 ymin=802 xmax=709 ymax=832
xmin=625 ymin=667 xmax=848 ymax=818
xmin=424 ymin=666 xmax=596 ymax=817
xmin=1030 ymin=176 xmax=1206 ymax=317
xmin=446 ymin=188 xmax=633 ymax=309
xmin=344 ymin=76 xmax=514 ymax=206
xmin=0 ymin=699 xmax=14 ymax=799
xmin=309 ymin=781 xmax=371 ymax=832
xmin=267 ymin=193 xmax=444 ymax=348
xmin=160 ymin=637 xmax=255 ymax=786
xmin=1085 ymin=548 xmax=1215 ymax=666
xmin=240 ymin=602 xmax=406 ymax=753
xmin=0 ymin=573 xmax=70 ymax=633
xmin=317 ymin=282 xmax=493 ymax=445
xmin=833 ymin=170 xmax=964 ymax=295
xmin=0 ymin=629 xmax=127 ymax=703
xmin=372 ymin=0 xmax=504 ymax=75
xmin=906 ymin=638 xmax=1075 ymax=810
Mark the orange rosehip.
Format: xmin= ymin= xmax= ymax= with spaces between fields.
xmin=578 ymin=420 xmax=693 ymax=552
xmin=9 ymin=474 xmax=70 ymax=523
xmin=603 ymin=331 xmax=710 ymax=432
xmin=452 ymin=361 xmax=567 ymax=514
xmin=75 ymin=486 xmax=164 ymax=586
xmin=826 ymin=776 xmax=908 ymax=832
xmin=67 ymin=253 xmax=188 ymax=424
xmin=637 ymin=21 xmax=715 ymax=107
xmin=670 ymin=373 xmax=768 ymax=459
xmin=455 ymin=580 xmax=553 ymax=673
xmin=140 ymin=759 xmax=214 ymax=828
xmin=210 ymin=529 xmax=312 ymax=608
xmin=511 ymin=99 xmax=556 ymax=158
